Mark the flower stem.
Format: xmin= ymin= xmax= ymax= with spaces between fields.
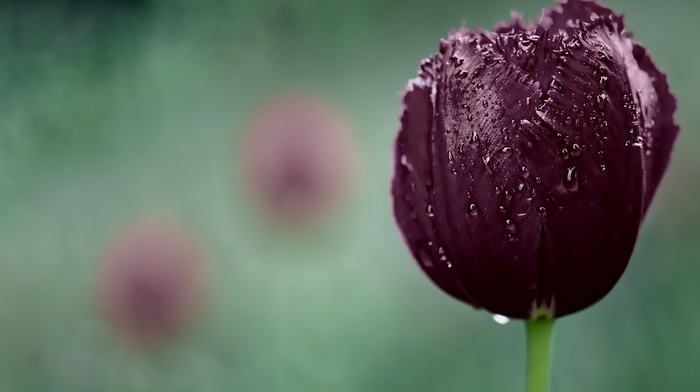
xmin=525 ymin=317 xmax=555 ymax=392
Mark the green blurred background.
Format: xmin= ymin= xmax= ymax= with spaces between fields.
xmin=1 ymin=0 xmax=699 ymax=391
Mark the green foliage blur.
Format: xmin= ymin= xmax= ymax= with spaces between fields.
xmin=1 ymin=0 xmax=699 ymax=391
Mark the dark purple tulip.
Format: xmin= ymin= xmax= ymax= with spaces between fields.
xmin=392 ymin=0 xmax=678 ymax=319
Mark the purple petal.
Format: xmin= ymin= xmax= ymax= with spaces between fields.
xmin=544 ymin=0 xmax=680 ymax=212
xmin=392 ymin=59 xmax=482 ymax=308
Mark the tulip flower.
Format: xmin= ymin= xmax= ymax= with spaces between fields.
xmin=391 ymin=0 xmax=678 ymax=390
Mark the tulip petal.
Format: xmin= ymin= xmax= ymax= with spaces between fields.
xmin=620 ymin=42 xmax=679 ymax=213
xmin=544 ymin=0 xmax=679 ymax=213
xmin=392 ymin=62 xmax=482 ymax=307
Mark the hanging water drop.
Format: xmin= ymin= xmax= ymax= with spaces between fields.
xmin=492 ymin=314 xmax=510 ymax=325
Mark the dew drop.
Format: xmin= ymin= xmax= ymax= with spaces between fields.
xmin=600 ymin=164 xmax=606 ymax=172
xmin=426 ymin=204 xmax=435 ymax=217
xmin=500 ymin=146 xmax=514 ymax=157
xmin=456 ymin=70 xmax=469 ymax=79
xmin=535 ymin=176 xmax=542 ymax=184
xmin=468 ymin=203 xmax=479 ymax=217
xmin=469 ymin=131 xmax=480 ymax=147
xmin=538 ymin=206 xmax=546 ymax=215
xmin=561 ymin=148 xmax=570 ymax=160
xmin=505 ymin=219 xmax=517 ymax=233
xmin=446 ymin=261 xmax=453 ymax=268
xmin=419 ymin=247 xmax=433 ymax=268
xmin=467 ymin=114 xmax=474 ymax=122
xmin=521 ymin=166 xmax=530 ymax=178
xmin=482 ymin=156 xmax=493 ymax=174
xmin=596 ymin=93 xmax=607 ymax=110
xmin=563 ymin=166 xmax=579 ymax=192
xmin=504 ymin=190 xmax=513 ymax=202
xmin=570 ymin=143 xmax=581 ymax=157
xmin=492 ymin=314 xmax=510 ymax=325
xmin=482 ymin=100 xmax=489 ymax=108
xmin=598 ymin=75 xmax=608 ymax=89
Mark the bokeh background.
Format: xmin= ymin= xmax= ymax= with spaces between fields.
xmin=1 ymin=0 xmax=699 ymax=391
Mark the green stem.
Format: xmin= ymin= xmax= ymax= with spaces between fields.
xmin=525 ymin=318 xmax=555 ymax=392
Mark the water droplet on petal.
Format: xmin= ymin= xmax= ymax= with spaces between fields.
xmin=600 ymin=164 xmax=606 ymax=172
xmin=500 ymin=146 xmax=514 ymax=157
xmin=468 ymin=203 xmax=479 ymax=217
xmin=563 ymin=167 xmax=579 ymax=192
xmin=596 ymin=93 xmax=607 ymax=110
xmin=470 ymin=131 xmax=480 ymax=147
xmin=598 ymin=75 xmax=608 ymax=89
xmin=570 ymin=143 xmax=581 ymax=157
xmin=426 ymin=204 xmax=435 ymax=217
xmin=482 ymin=156 xmax=493 ymax=174
xmin=505 ymin=219 xmax=517 ymax=233
xmin=521 ymin=166 xmax=530 ymax=178
xmin=419 ymin=247 xmax=433 ymax=268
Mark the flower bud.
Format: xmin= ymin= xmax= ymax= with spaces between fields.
xmin=391 ymin=0 xmax=678 ymax=319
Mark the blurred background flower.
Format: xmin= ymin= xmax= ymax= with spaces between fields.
xmin=97 ymin=217 xmax=208 ymax=347
xmin=0 ymin=0 xmax=698 ymax=391
xmin=240 ymin=92 xmax=359 ymax=226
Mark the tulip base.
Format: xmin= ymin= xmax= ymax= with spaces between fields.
xmin=525 ymin=317 xmax=555 ymax=392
